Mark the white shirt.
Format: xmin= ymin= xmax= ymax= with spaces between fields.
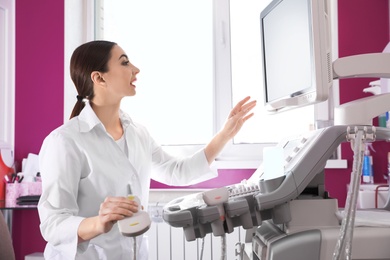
xmin=38 ymin=102 xmax=217 ymax=260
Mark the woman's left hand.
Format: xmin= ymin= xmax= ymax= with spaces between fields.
xmin=204 ymin=96 xmax=256 ymax=164
xmin=220 ymin=96 xmax=256 ymax=140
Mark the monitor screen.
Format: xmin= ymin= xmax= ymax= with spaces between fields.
xmin=261 ymin=0 xmax=333 ymax=113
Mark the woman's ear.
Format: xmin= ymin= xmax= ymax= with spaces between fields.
xmin=91 ymin=71 xmax=106 ymax=86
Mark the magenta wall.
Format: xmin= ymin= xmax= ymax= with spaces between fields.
xmin=13 ymin=0 xmax=64 ymax=259
xmin=15 ymin=1 xmax=64 ymax=163
xmin=11 ymin=0 xmax=389 ymax=259
xmin=324 ymin=0 xmax=390 ymax=208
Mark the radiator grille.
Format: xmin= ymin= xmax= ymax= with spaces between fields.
xmin=147 ymin=204 xmax=246 ymax=260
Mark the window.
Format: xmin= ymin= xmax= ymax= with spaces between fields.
xmin=100 ymin=0 xmax=213 ymax=146
xmin=95 ymin=0 xmax=337 ymax=168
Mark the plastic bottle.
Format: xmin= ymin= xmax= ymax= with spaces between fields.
xmin=362 ymin=144 xmax=374 ymax=184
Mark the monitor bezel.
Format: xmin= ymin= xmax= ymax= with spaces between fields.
xmin=260 ymin=0 xmax=333 ymax=113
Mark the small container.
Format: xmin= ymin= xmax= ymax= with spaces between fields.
xmin=362 ymin=155 xmax=372 ymax=183
xmin=362 ymin=145 xmax=373 ymax=184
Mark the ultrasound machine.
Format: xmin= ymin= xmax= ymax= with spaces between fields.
xmin=162 ymin=0 xmax=390 ymax=259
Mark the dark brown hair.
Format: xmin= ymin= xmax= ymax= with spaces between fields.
xmin=69 ymin=40 xmax=117 ymax=119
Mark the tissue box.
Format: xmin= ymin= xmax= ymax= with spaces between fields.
xmin=28 ymin=182 xmax=42 ymax=195
xmin=5 ymin=181 xmax=42 ymax=207
xmin=5 ymin=182 xmax=29 ymax=207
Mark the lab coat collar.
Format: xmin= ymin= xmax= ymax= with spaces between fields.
xmin=77 ymin=101 xmax=135 ymax=133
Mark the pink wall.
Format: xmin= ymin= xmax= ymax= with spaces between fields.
xmin=13 ymin=0 xmax=64 ymax=259
xmin=11 ymin=0 xmax=390 ymax=259
xmin=15 ymin=1 xmax=64 ymax=163
xmin=324 ymin=0 xmax=390 ymax=207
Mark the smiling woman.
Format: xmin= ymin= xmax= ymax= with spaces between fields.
xmin=38 ymin=39 xmax=256 ymax=259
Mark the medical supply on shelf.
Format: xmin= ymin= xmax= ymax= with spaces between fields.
xmin=362 ymin=144 xmax=374 ymax=184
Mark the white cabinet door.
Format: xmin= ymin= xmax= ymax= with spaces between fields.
xmin=0 ymin=0 xmax=15 ymax=148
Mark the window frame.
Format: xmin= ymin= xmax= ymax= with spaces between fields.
xmin=0 ymin=0 xmax=15 ymax=149
xmin=72 ymin=0 xmax=344 ymax=170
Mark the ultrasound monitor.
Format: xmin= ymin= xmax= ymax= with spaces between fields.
xmin=261 ymin=0 xmax=333 ymax=113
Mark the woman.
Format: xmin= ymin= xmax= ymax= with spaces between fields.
xmin=38 ymin=40 xmax=256 ymax=259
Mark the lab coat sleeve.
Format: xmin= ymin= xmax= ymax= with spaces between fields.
xmin=150 ymin=138 xmax=218 ymax=186
xmin=37 ymin=131 xmax=87 ymax=258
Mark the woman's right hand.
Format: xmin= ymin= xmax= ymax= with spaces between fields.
xmin=78 ymin=196 xmax=139 ymax=242
xmin=97 ymin=196 xmax=139 ymax=233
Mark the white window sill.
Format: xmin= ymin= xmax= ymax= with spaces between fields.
xmin=212 ymin=159 xmax=348 ymax=170
xmin=149 ymin=189 xmax=206 ymax=204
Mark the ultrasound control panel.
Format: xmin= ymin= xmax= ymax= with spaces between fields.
xmin=162 ymin=126 xmax=390 ymax=241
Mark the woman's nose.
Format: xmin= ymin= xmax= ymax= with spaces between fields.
xmin=133 ymin=65 xmax=140 ymax=74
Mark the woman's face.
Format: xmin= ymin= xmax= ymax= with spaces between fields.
xmin=101 ymin=45 xmax=140 ymax=100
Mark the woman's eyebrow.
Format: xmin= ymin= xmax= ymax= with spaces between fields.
xmin=119 ymin=54 xmax=129 ymax=60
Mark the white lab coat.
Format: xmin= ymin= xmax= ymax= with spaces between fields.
xmin=38 ymin=101 xmax=217 ymax=260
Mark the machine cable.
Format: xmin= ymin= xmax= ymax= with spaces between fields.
xmin=133 ymin=237 xmax=137 ymax=260
xmin=199 ymin=237 xmax=205 ymax=260
xmin=332 ymin=126 xmax=376 ymax=260
xmin=220 ymin=234 xmax=227 ymax=260
xmin=199 ymin=234 xmax=227 ymax=260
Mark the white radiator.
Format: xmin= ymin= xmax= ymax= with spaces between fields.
xmin=147 ymin=204 xmax=246 ymax=260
